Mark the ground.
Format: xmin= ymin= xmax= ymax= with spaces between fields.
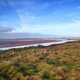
xmin=0 ymin=41 xmax=80 ymax=80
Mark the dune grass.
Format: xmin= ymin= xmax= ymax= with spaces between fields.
xmin=0 ymin=41 xmax=80 ymax=80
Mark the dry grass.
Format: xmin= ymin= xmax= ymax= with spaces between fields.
xmin=0 ymin=41 xmax=80 ymax=80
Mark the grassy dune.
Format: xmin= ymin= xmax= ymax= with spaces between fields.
xmin=0 ymin=41 xmax=80 ymax=80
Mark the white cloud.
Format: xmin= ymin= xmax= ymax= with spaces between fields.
xmin=52 ymin=19 xmax=80 ymax=36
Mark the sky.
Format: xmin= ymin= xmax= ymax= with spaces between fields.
xmin=0 ymin=0 xmax=80 ymax=38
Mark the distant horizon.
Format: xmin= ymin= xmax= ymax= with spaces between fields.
xmin=0 ymin=32 xmax=80 ymax=39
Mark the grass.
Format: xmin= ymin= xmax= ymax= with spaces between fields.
xmin=0 ymin=41 xmax=80 ymax=80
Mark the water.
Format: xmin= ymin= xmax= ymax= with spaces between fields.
xmin=0 ymin=40 xmax=75 ymax=51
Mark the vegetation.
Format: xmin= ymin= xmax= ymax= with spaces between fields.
xmin=0 ymin=41 xmax=80 ymax=80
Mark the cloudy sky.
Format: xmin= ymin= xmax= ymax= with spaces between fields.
xmin=0 ymin=0 xmax=80 ymax=38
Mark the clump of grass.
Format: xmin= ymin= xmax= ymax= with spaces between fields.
xmin=17 ymin=63 xmax=38 ymax=76
xmin=0 ymin=74 xmax=9 ymax=80
xmin=42 ymin=71 xmax=50 ymax=80
xmin=47 ymin=59 xmax=60 ymax=66
xmin=42 ymin=71 xmax=57 ymax=80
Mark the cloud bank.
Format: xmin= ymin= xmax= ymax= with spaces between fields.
xmin=0 ymin=26 xmax=14 ymax=33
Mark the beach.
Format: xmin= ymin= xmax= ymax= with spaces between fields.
xmin=0 ymin=40 xmax=75 ymax=51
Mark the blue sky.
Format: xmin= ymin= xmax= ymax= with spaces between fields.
xmin=0 ymin=0 xmax=80 ymax=37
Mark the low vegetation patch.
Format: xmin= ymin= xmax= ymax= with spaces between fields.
xmin=0 ymin=41 xmax=80 ymax=80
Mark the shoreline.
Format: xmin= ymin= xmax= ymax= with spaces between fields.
xmin=0 ymin=40 xmax=75 ymax=51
